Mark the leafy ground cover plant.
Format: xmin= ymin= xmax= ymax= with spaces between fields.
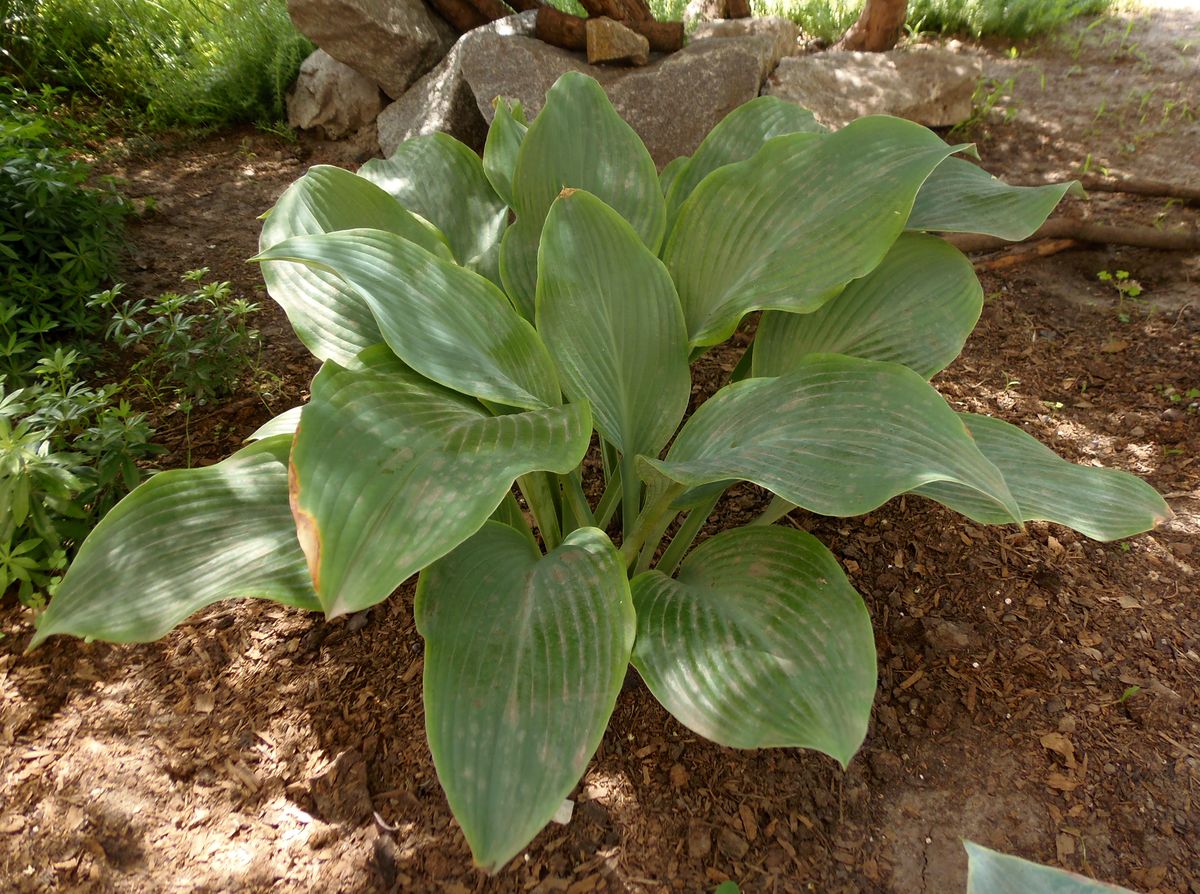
xmin=30 ymin=73 xmax=1170 ymax=872
xmin=1 ymin=348 xmax=157 ymax=605
xmin=91 ymin=269 xmax=261 ymax=405
xmin=0 ymin=78 xmax=129 ymax=377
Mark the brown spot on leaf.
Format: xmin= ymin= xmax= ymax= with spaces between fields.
xmin=289 ymin=455 xmax=322 ymax=592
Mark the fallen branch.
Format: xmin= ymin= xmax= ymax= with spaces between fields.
xmin=945 ymin=218 xmax=1200 ymax=254
xmin=1022 ymin=175 xmax=1200 ymax=205
xmin=972 ymin=238 xmax=1080 ymax=272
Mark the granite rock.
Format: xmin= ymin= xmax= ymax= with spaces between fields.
xmin=765 ymin=45 xmax=984 ymax=129
xmin=287 ymin=49 xmax=384 ymax=139
xmin=287 ymin=0 xmax=456 ymax=99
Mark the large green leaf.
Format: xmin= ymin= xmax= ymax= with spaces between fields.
xmin=658 ymin=154 xmax=689 ymax=197
xmin=965 ymin=842 xmax=1135 ymax=893
xmin=914 ymin=413 xmax=1171 ymax=540
xmin=498 ymin=219 xmax=541 ymax=320
xmin=663 ymin=117 xmax=965 ymax=348
xmin=256 ymin=228 xmax=560 ymax=410
xmin=259 ymin=164 xmax=451 ymax=364
xmin=908 ymin=156 xmax=1082 ymax=239
xmin=31 ymin=436 xmax=316 ymax=647
xmin=501 ymin=72 xmax=666 ymax=317
xmin=359 ymin=133 xmax=508 ymax=282
xmin=537 ymin=190 xmax=690 ymax=460
xmin=289 ymin=348 xmax=591 ymax=617
xmin=664 ymin=96 xmax=825 ymax=231
xmin=754 ymin=233 xmax=982 ymax=380
xmin=246 ymin=406 xmax=303 ymax=442
xmin=631 ymin=526 xmax=875 ymax=764
xmin=482 ymin=97 xmax=527 ymax=209
xmin=417 ymin=522 xmax=633 ymax=873
xmin=643 ymin=355 xmax=1020 ymax=522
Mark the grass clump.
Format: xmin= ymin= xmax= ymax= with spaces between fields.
xmin=906 ymin=0 xmax=1111 ymax=40
xmin=0 ymin=0 xmax=312 ymax=129
xmin=642 ymin=0 xmax=1111 ymax=43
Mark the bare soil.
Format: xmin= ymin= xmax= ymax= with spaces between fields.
xmin=2 ymin=6 xmax=1198 ymax=893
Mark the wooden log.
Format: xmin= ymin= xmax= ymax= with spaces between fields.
xmin=535 ymin=5 xmax=683 ymax=53
xmin=506 ymin=0 xmax=543 ymax=10
xmin=636 ymin=18 xmax=684 ymax=52
xmin=428 ymin=0 xmax=490 ymax=31
xmin=726 ymin=0 xmax=752 ymax=18
xmin=576 ymin=0 xmax=623 ymax=19
xmin=469 ymin=0 xmax=518 ymax=21
xmin=945 ymin=218 xmax=1200 ymax=254
xmin=536 ymin=5 xmax=587 ymax=49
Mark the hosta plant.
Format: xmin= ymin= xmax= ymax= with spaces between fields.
xmin=30 ymin=73 xmax=1169 ymax=872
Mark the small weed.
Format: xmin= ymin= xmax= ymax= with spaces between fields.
xmin=1155 ymin=384 xmax=1200 ymax=410
xmin=91 ymin=270 xmax=261 ymax=407
xmin=1098 ymin=269 xmax=1142 ymax=298
xmin=1097 ymin=269 xmax=1145 ymax=321
xmin=951 ymin=77 xmax=1018 ymax=137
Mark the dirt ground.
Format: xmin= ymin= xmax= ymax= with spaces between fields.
xmin=2 ymin=5 xmax=1198 ymax=893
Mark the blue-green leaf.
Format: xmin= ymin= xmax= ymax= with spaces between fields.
xmin=32 ymin=436 xmax=316 ymax=647
xmin=417 ymin=523 xmax=633 ymax=872
xmin=632 ymin=526 xmax=875 ymax=765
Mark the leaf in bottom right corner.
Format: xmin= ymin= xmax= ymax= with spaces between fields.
xmin=965 ymin=841 xmax=1136 ymax=893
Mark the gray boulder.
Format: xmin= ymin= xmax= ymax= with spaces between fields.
xmin=765 ymin=46 xmax=984 ymax=130
xmin=460 ymin=33 xmax=767 ymax=166
xmin=377 ymin=13 xmax=536 ymax=157
xmin=287 ymin=49 xmax=384 ymax=139
xmin=287 ymin=0 xmax=457 ymax=99
xmin=690 ymin=16 xmax=799 ymax=78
